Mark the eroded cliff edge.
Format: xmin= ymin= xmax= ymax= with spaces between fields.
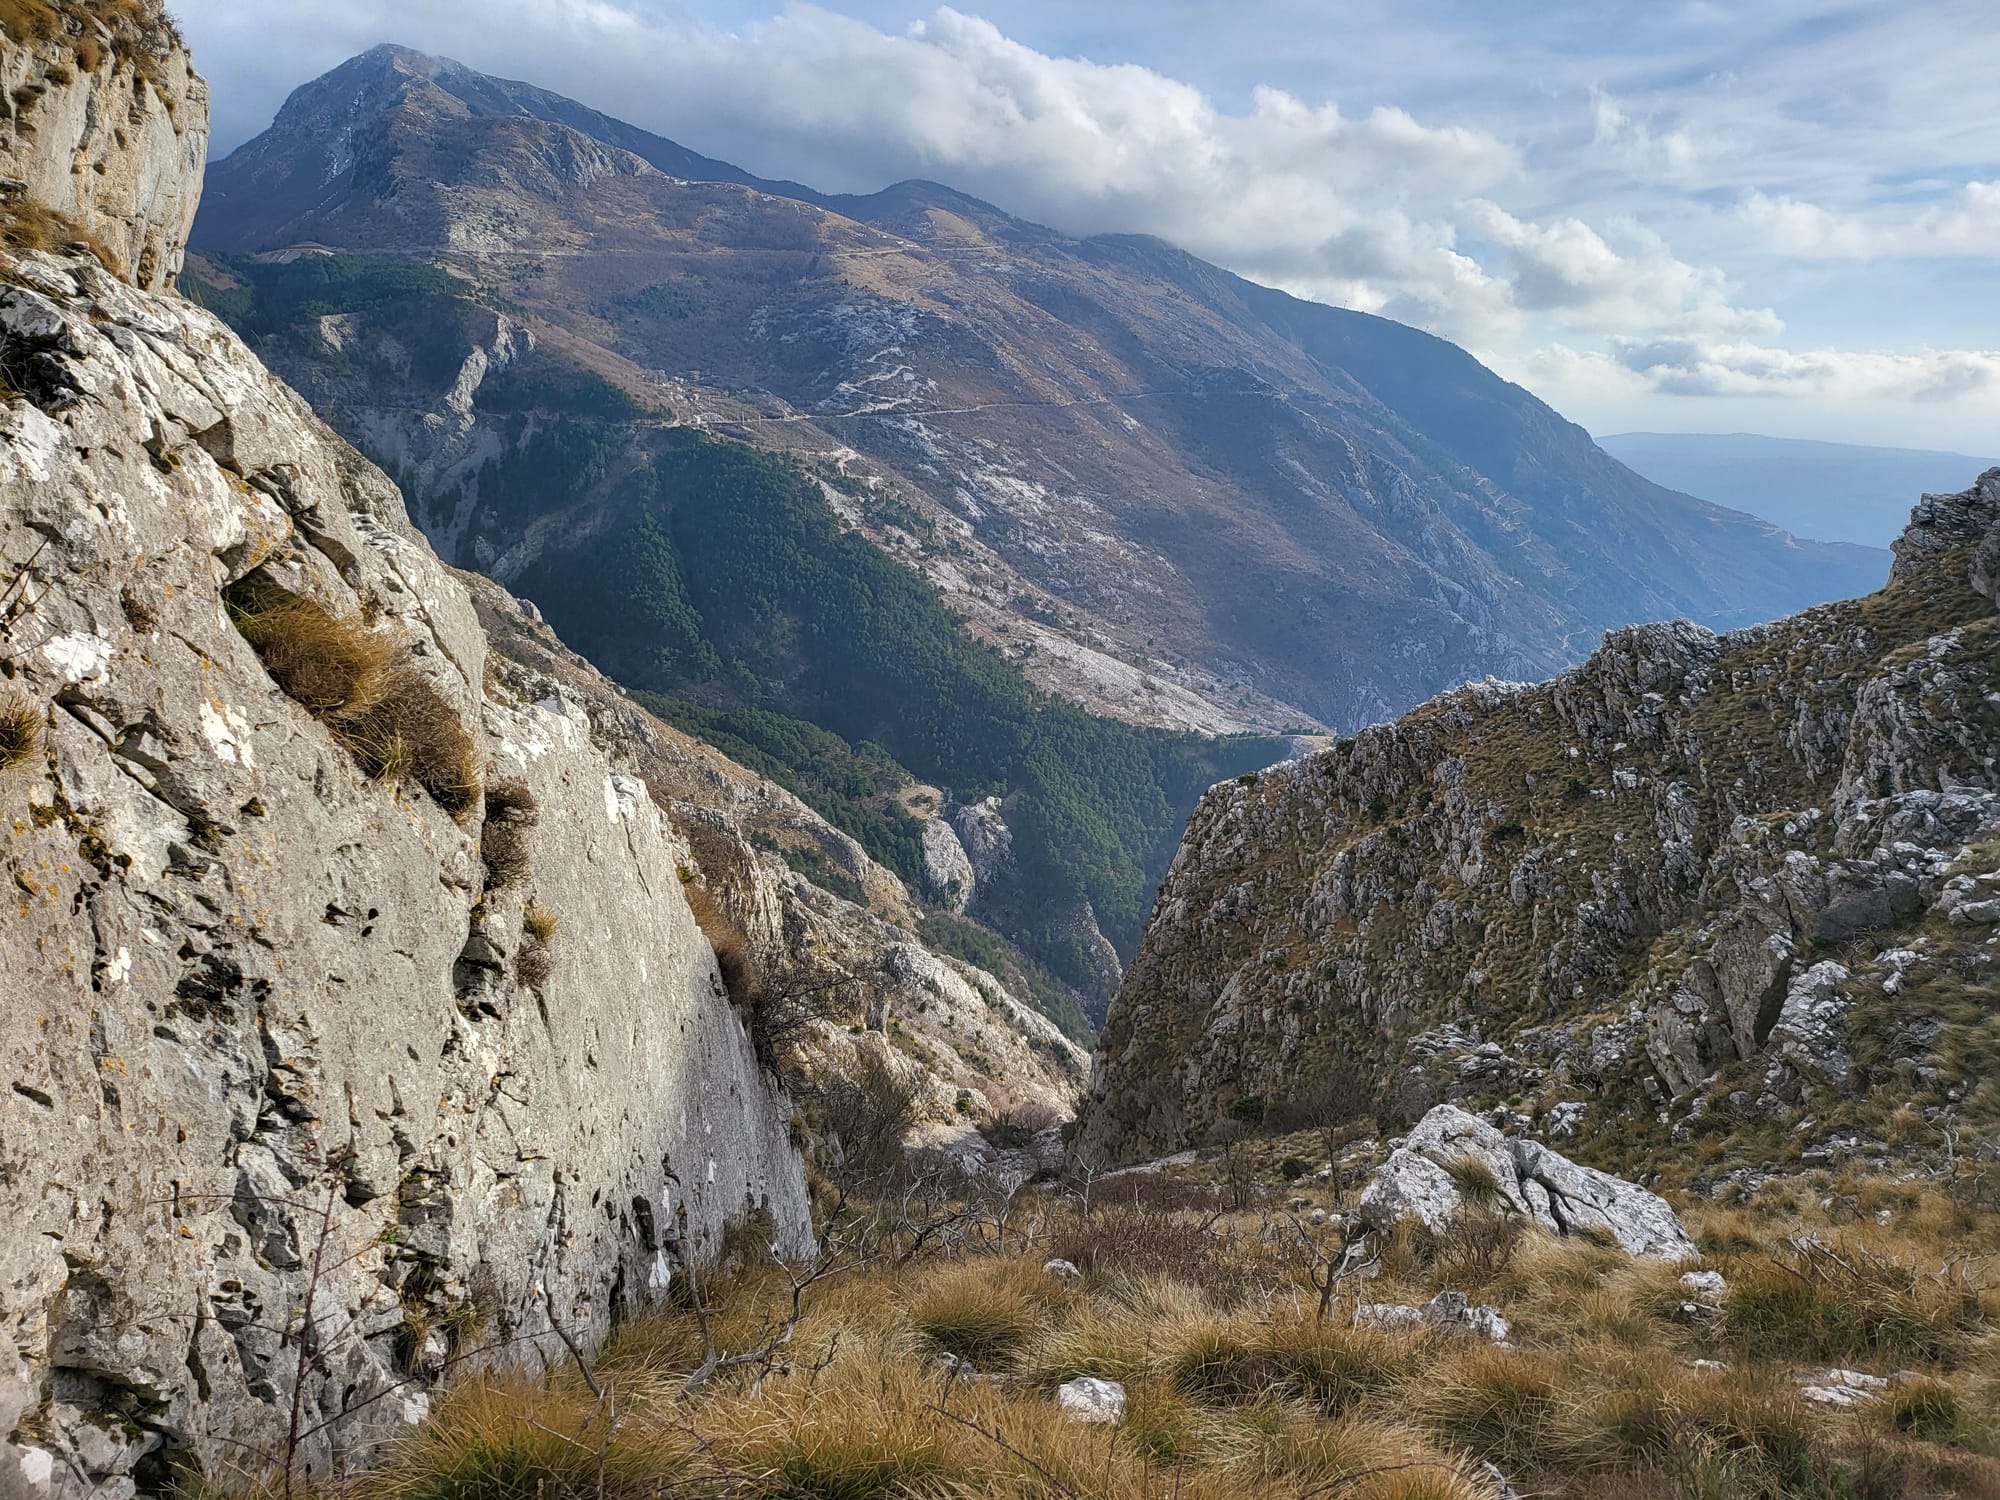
xmin=1080 ymin=475 xmax=2000 ymax=1172
xmin=0 ymin=14 xmax=810 ymax=1493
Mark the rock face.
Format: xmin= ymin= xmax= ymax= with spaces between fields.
xmin=0 ymin=35 xmax=809 ymax=1494
xmin=0 ymin=7 xmax=207 ymax=291
xmin=462 ymin=572 xmax=1091 ymax=1130
xmin=1079 ymin=476 xmax=2000 ymax=1177
xmin=1357 ymin=1108 xmax=1696 ymax=1260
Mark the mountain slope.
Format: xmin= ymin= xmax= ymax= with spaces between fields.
xmin=188 ymin=45 xmax=1887 ymax=739
xmin=0 ymin=34 xmax=811 ymax=1485
xmin=1078 ymin=476 xmax=2000 ymax=1179
xmin=1601 ymin=431 xmax=2000 ymax=548
xmin=0 ymin=18 xmax=1087 ymax=1488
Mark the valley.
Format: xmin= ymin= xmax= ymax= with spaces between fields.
xmin=0 ymin=6 xmax=1994 ymax=1498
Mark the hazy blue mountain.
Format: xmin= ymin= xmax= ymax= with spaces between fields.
xmin=1599 ymin=432 xmax=1998 ymax=548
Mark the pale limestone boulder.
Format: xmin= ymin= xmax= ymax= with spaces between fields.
xmin=1057 ymin=1377 xmax=1126 ymax=1425
xmin=1358 ymin=1106 xmax=1695 ymax=1260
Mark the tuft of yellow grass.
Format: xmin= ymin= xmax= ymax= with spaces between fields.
xmin=909 ymin=1259 xmax=1053 ymax=1366
xmin=229 ymin=584 xmax=480 ymax=818
xmin=0 ymin=689 xmax=41 ymax=771
xmin=230 ymin=592 xmax=396 ymax=722
xmin=522 ymin=901 xmax=559 ymax=946
xmin=366 ymin=1373 xmax=688 ymax=1499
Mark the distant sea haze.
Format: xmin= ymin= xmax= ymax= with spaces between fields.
xmin=1600 ymin=431 xmax=2000 ymax=550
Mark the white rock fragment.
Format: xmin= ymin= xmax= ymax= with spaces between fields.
xmin=1057 ymin=1376 xmax=1126 ymax=1424
xmin=1679 ymin=1270 xmax=1727 ymax=1302
xmin=1357 ymin=1105 xmax=1697 ymax=1260
xmin=1800 ymin=1369 xmax=1889 ymax=1408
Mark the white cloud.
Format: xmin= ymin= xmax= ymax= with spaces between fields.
xmin=1465 ymin=201 xmax=1778 ymax=338
xmin=1588 ymin=88 xmax=1702 ymax=179
xmin=1746 ymin=181 xmax=2000 ymax=259
xmin=1534 ymin=337 xmax=2000 ymax=403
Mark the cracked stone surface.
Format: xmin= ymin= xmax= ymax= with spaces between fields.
xmin=0 ymin=48 xmax=809 ymax=1488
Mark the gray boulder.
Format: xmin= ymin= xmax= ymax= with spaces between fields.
xmin=1358 ymin=1106 xmax=1696 ymax=1260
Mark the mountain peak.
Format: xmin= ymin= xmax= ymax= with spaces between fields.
xmin=193 ymin=47 xmax=825 ymax=253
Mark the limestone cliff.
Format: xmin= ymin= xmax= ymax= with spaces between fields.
xmin=465 ymin=570 xmax=1090 ymax=1130
xmin=0 ymin=2 xmax=206 ymax=292
xmin=0 ymin=22 xmax=812 ymax=1495
xmin=1080 ymin=477 xmax=2000 ymax=1177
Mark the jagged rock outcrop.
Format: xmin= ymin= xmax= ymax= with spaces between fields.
xmin=0 ymin=33 xmax=810 ymax=1495
xmin=1356 ymin=1106 xmax=1697 ymax=1259
xmin=0 ymin=4 xmax=206 ymax=291
xmin=1079 ymin=476 xmax=2000 ymax=1178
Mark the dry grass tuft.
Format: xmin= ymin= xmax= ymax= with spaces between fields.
xmin=1411 ymin=1342 xmax=1563 ymax=1475
xmin=1441 ymin=1154 xmax=1506 ymax=1207
xmin=683 ymin=876 xmax=759 ymax=1010
xmin=0 ymin=689 xmax=41 ymax=771
xmin=230 ymin=592 xmax=396 ymax=721
xmin=1720 ymin=1236 xmax=1987 ymax=1366
xmin=1165 ymin=1317 xmax=1414 ymax=1414
xmin=516 ymin=903 xmax=558 ymax=991
xmin=910 ymin=1261 xmax=1045 ymax=1365
xmin=363 ymin=672 xmax=481 ymax=818
xmin=366 ymin=1373 xmax=684 ymax=1499
xmin=479 ymin=778 xmax=538 ymax=887
xmin=228 ymin=583 xmax=480 ymax=817
xmin=522 ymin=902 xmax=558 ymax=946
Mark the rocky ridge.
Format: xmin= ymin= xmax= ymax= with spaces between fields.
xmin=0 ymin=2 xmax=205 ymax=292
xmin=1079 ymin=475 xmax=2000 ymax=1176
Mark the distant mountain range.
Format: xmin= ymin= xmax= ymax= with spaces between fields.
xmin=180 ymin=44 xmax=1888 ymax=1006
xmin=1600 ymin=432 xmax=1997 ymax=549
xmin=189 ymin=45 xmax=1887 ymax=737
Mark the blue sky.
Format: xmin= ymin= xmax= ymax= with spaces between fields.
xmin=178 ymin=0 xmax=2000 ymax=450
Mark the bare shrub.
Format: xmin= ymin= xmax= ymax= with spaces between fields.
xmin=480 ymin=778 xmax=538 ymax=887
xmin=815 ymin=1047 xmax=924 ymax=1194
xmin=750 ymin=961 xmax=856 ymax=1078
xmin=1047 ymin=1209 xmax=1231 ymax=1289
